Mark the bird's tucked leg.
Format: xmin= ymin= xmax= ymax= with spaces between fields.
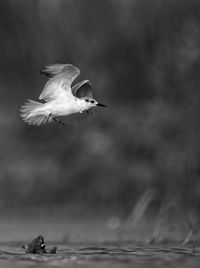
xmin=49 ymin=113 xmax=66 ymax=127
xmin=53 ymin=117 xmax=66 ymax=127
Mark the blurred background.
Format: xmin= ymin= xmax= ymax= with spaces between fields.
xmin=0 ymin=0 xmax=200 ymax=242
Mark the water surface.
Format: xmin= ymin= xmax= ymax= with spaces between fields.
xmin=0 ymin=243 xmax=199 ymax=268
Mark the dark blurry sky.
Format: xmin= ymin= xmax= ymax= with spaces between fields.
xmin=1 ymin=0 xmax=200 ymax=215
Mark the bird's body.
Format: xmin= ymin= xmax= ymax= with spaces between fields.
xmin=39 ymin=98 xmax=87 ymax=116
xmin=20 ymin=64 xmax=106 ymax=126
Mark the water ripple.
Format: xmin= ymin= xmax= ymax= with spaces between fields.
xmin=0 ymin=243 xmax=199 ymax=267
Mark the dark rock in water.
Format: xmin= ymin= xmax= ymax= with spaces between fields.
xmin=49 ymin=246 xmax=57 ymax=254
xmin=24 ymin=235 xmax=57 ymax=254
xmin=26 ymin=235 xmax=47 ymax=254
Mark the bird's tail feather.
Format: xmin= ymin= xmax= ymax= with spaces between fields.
xmin=20 ymin=99 xmax=52 ymax=126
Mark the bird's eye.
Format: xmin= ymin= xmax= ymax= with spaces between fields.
xmin=91 ymin=100 xmax=94 ymax=103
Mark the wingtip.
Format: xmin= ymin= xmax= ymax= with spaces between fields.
xmin=40 ymin=68 xmax=52 ymax=77
xmin=39 ymin=63 xmax=80 ymax=78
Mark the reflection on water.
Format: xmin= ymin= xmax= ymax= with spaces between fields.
xmin=0 ymin=243 xmax=200 ymax=268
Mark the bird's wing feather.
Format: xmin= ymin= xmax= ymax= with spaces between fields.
xmin=39 ymin=64 xmax=80 ymax=101
xmin=72 ymin=80 xmax=93 ymax=98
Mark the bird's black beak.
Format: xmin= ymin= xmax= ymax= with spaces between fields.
xmin=97 ymin=102 xmax=107 ymax=107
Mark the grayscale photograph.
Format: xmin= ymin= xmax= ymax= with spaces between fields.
xmin=0 ymin=0 xmax=200 ymax=267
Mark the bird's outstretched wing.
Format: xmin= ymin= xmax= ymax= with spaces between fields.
xmin=39 ymin=64 xmax=80 ymax=102
xmin=72 ymin=80 xmax=93 ymax=98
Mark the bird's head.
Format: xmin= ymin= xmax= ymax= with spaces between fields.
xmin=82 ymin=97 xmax=107 ymax=109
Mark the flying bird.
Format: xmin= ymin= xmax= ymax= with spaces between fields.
xmin=20 ymin=64 xmax=106 ymax=126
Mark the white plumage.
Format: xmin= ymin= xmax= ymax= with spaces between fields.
xmin=20 ymin=64 xmax=106 ymax=126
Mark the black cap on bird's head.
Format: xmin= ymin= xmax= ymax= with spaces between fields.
xmin=84 ymin=97 xmax=107 ymax=107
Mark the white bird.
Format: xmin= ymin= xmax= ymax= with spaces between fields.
xmin=20 ymin=64 xmax=106 ymax=126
